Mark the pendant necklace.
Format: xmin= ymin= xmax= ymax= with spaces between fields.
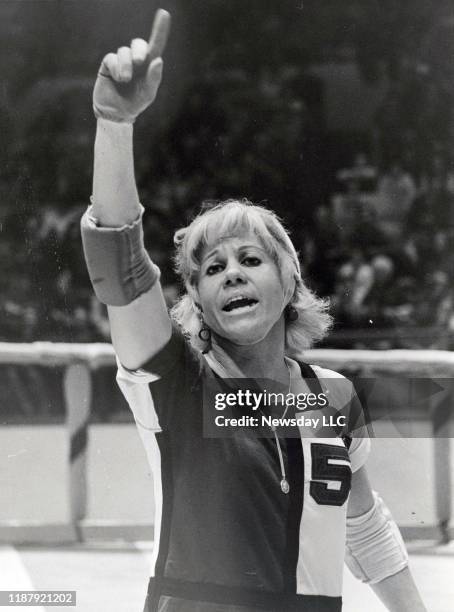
xmin=269 ymin=360 xmax=291 ymax=494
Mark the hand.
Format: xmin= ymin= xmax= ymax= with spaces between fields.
xmin=93 ymin=9 xmax=171 ymax=123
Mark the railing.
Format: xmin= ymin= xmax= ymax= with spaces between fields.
xmin=325 ymin=326 xmax=454 ymax=349
xmin=0 ymin=343 xmax=112 ymax=543
xmin=0 ymin=343 xmax=452 ymax=543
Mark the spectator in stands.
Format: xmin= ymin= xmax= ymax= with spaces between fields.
xmin=377 ymin=160 xmax=416 ymax=239
xmin=415 ymin=270 xmax=453 ymax=327
xmin=331 ymin=250 xmax=372 ymax=327
xmin=336 ymin=153 xmax=378 ymax=193
xmin=332 ymin=252 xmax=416 ymax=332
xmin=307 ymin=205 xmax=342 ymax=295
xmin=424 ymin=155 xmax=454 ymax=231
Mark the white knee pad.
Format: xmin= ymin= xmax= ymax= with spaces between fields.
xmin=345 ymin=492 xmax=408 ymax=584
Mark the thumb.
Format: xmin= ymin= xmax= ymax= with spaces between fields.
xmin=145 ymin=57 xmax=164 ymax=91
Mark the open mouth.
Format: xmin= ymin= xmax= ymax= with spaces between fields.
xmin=222 ymin=296 xmax=259 ymax=312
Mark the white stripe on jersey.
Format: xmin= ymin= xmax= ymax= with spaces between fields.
xmin=136 ymin=429 xmax=163 ymax=578
xmin=297 ymin=438 xmax=348 ymax=598
xmin=116 ymin=361 xmax=164 ymax=578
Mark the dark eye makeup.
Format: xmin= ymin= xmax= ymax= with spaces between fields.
xmin=206 ymin=263 xmax=224 ymax=275
xmin=242 ymin=256 xmax=261 ymax=266
xmin=205 ymin=255 xmax=262 ymax=276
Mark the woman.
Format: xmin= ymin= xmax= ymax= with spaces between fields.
xmin=81 ymin=10 xmax=426 ymax=612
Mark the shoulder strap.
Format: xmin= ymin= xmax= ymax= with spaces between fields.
xmin=297 ymin=361 xmax=324 ymax=395
xmin=297 ymin=361 xmax=352 ymax=448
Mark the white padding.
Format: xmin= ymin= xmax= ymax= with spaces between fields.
xmin=345 ymin=492 xmax=408 ymax=584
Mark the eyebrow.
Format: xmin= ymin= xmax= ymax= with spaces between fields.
xmin=239 ymin=244 xmax=265 ymax=252
xmin=203 ymin=247 xmax=219 ymax=261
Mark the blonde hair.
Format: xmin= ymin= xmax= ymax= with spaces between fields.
xmin=171 ymin=199 xmax=332 ymax=358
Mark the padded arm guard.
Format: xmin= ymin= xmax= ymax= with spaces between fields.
xmin=345 ymin=492 xmax=409 ymax=584
xmin=80 ymin=204 xmax=160 ymax=306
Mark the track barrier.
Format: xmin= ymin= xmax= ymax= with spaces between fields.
xmin=0 ymin=343 xmax=452 ymax=543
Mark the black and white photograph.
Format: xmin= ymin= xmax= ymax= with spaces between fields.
xmin=1 ymin=1 xmax=453 ymax=611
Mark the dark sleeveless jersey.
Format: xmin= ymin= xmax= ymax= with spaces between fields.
xmin=117 ymin=328 xmax=370 ymax=612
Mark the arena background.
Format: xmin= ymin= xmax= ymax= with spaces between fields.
xmin=1 ymin=1 xmax=454 ymax=611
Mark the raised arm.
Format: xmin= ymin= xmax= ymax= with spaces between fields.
xmin=83 ymin=10 xmax=172 ymax=369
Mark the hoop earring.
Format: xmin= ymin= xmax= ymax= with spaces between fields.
xmin=285 ymin=305 xmax=299 ymax=322
xmin=198 ymin=324 xmax=212 ymax=342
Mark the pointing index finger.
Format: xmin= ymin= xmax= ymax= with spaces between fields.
xmin=148 ymin=9 xmax=171 ymax=60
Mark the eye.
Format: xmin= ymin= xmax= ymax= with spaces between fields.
xmin=242 ymin=256 xmax=261 ymax=267
xmin=206 ymin=263 xmax=224 ymax=276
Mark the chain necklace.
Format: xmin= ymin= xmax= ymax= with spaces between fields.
xmin=268 ymin=359 xmax=292 ymax=494
xmin=204 ymin=350 xmax=294 ymax=495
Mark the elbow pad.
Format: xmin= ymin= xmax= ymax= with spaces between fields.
xmin=345 ymin=492 xmax=408 ymax=584
xmin=80 ymin=204 xmax=160 ymax=306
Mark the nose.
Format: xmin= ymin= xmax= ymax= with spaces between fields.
xmin=223 ymin=261 xmax=246 ymax=286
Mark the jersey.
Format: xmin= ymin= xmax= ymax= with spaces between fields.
xmin=117 ymin=327 xmax=370 ymax=612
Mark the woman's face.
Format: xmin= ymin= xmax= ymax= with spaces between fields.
xmin=197 ymin=234 xmax=285 ymax=345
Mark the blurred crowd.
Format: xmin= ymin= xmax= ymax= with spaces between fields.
xmin=1 ymin=149 xmax=453 ymax=350
xmin=1 ymin=5 xmax=453 ymax=350
xmin=310 ymin=154 xmax=454 ymax=348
